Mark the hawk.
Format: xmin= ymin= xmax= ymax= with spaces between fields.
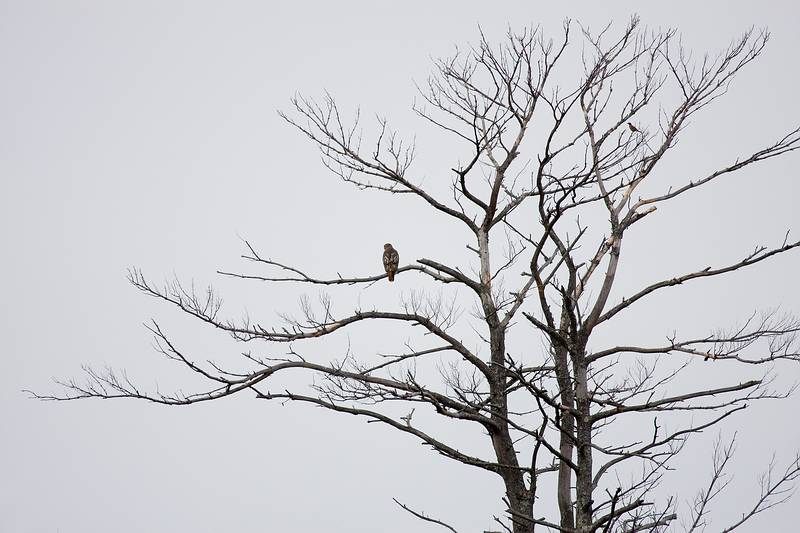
xmin=383 ymin=243 xmax=399 ymax=282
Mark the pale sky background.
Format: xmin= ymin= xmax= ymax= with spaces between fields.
xmin=2 ymin=1 xmax=799 ymax=532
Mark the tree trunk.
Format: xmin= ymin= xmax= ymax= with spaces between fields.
xmin=479 ymin=227 xmax=535 ymax=532
xmin=574 ymin=354 xmax=593 ymax=532
xmin=554 ymin=343 xmax=576 ymax=531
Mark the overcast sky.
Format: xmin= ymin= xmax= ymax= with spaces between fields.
xmin=2 ymin=1 xmax=799 ymax=532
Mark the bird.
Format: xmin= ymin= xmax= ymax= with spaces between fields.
xmin=383 ymin=243 xmax=399 ymax=282
xmin=627 ymin=122 xmax=641 ymax=133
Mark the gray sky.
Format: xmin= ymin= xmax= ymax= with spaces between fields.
xmin=2 ymin=1 xmax=799 ymax=531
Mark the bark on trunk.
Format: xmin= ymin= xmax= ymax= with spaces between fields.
xmin=574 ymin=353 xmax=593 ymax=532
xmin=554 ymin=343 xmax=576 ymax=530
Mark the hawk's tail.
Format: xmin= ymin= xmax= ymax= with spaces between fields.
xmin=388 ymin=271 xmax=395 ymax=282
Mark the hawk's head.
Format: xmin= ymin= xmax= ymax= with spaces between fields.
xmin=384 ymin=243 xmax=393 ymax=250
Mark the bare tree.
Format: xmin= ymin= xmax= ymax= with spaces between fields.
xmin=29 ymin=17 xmax=800 ymax=533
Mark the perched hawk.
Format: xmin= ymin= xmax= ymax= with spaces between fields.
xmin=627 ymin=122 xmax=640 ymax=133
xmin=383 ymin=243 xmax=399 ymax=282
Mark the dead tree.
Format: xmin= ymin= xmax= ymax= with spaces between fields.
xmin=30 ymin=17 xmax=800 ymax=533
